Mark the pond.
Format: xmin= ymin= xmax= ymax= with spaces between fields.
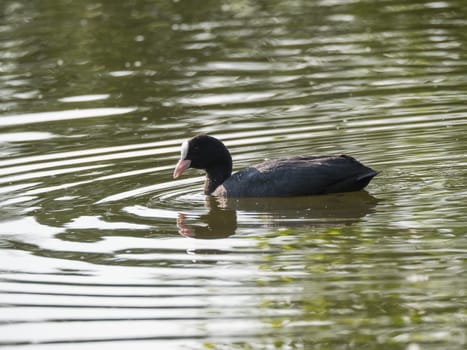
xmin=1 ymin=0 xmax=466 ymax=349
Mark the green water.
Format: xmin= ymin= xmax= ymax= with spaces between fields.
xmin=0 ymin=0 xmax=466 ymax=349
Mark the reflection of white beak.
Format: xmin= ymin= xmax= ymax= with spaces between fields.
xmin=177 ymin=213 xmax=194 ymax=238
xmin=173 ymin=159 xmax=191 ymax=178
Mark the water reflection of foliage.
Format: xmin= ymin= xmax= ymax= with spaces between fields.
xmin=247 ymin=224 xmax=465 ymax=349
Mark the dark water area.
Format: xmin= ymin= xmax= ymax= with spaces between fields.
xmin=1 ymin=0 xmax=466 ymax=349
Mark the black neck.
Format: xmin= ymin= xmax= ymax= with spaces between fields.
xmin=204 ymin=164 xmax=232 ymax=195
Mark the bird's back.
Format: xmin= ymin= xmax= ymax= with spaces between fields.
xmin=212 ymin=155 xmax=377 ymax=197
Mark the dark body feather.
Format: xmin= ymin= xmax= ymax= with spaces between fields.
xmin=212 ymin=155 xmax=377 ymax=197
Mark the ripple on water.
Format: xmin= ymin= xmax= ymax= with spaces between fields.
xmin=0 ymin=108 xmax=137 ymax=127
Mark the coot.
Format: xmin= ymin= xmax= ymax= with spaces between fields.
xmin=173 ymin=135 xmax=377 ymax=197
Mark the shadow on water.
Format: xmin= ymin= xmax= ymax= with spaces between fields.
xmin=171 ymin=191 xmax=379 ymax=239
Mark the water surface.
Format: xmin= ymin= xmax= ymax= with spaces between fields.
xmin=1 ymin=0 xmax=466 ymax=349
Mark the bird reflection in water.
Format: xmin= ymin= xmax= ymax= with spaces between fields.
xmin=177 ymin=191 xmax=379 ymax=239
